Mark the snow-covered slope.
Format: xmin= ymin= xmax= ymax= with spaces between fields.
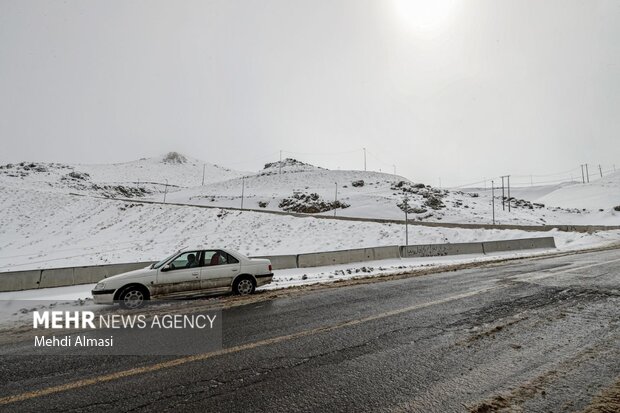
xmin=0 ymin=152 xmax=246 ymax=198
xmin=535 ymin=171 xmax=620 ymax=211
xmin=154 ymin=158 xmax=620 ymax=226
xmin=1 ymin=156 xmax=620 ymax=272
xmin=1 ymin=186 xmax=618 ymax=272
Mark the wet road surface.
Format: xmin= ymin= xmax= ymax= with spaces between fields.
xmin=1 ymin=247 xmax=619 ymax=412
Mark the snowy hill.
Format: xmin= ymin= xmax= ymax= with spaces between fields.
xmin=1 ymin=186 xmax=617 ymax=272
xmin=0 ymin=152 xmax=246 ymax=198
xmin=154 ymin=159 xmax=620 ymax=226
xmin=1 ymin=155 xmax=620 ymax=272
xmin=535 ymin=171 xmax=620 ymax=211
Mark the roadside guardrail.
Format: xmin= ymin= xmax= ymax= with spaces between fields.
xmin=0 ymin=237 xmax=556 ymax=292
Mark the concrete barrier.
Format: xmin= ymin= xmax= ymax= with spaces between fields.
xmin=0 ymin=270 xmax=41 ymax=292
xmin=73 ymin=262 xmax=154 ymax=284
xmin=0 ymin=237 xmax=557 ymax=291
xmin=400 ymin=242 xmax=484 ymax=258
xmin=482 ymin=237 xmax=556 ymax=254
xmin=39 ymin=268 xmax=75 ymax=289
xmin=12 ymin=262 xmax=156 ymax=290
xmin=297 ymin=247 xmax=375 ymax=268
xmin=252 ymin=255 xmax=298 ymax=270
xmin=372 ymin=245 xmax=401 ymax=260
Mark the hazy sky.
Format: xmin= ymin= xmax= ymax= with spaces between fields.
xmin=1 ymin=0 xmax=619 ymax=186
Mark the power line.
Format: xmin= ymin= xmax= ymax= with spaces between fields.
xmin=282 ymin=149 xmax=362 ymax=156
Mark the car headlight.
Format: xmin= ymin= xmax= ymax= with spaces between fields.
xmin=93 ymin=282 xmax=106 ymax=291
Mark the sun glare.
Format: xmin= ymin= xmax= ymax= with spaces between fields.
xmin=393 ymin=0 xmax=459 ymax=32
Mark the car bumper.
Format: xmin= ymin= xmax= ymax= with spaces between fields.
xmin=92 ymin=289 xmax=116 ymax=304
xmin=255 ymin=273 xmax=274 ymax=287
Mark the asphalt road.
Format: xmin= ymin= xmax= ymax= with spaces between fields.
xmin=1 ymin=248 xmax=619 ymax=412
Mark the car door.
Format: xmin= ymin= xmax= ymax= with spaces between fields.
xmin=200 ymin=250 xmax=240 ymax=291
xmin=153 ymin=251 xmax=203 ymax=296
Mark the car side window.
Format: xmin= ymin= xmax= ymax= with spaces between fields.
xmin=203 ymin=250 xmax=219 ymax=266
xmin=168 ymin=251 xmax=201 ymax=271
xmin=226 ymin=253 xmax=239 ymax=264
xmin=203 ymin=250 xmax=237 ymax=266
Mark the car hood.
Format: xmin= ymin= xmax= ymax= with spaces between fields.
xmin=102 ymin=266 xmax=153 ymax=284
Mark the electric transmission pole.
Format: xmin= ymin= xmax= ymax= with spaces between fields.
xmin=500 ymin=175 xmax=511 ymax=212
xmin=599 ymin=164 xmax=603 ymax=178
xmin=241 ymin=176 xmax=245 ymax=209
xmin=507 ymin=175 xmax=511 ymax=212
xmin=581 ymin=164 xmax=585 ymax=183
xmin=501 ymin=176 xmax=505 ymax=211
xmin=334 ymin=182 xmax=338 ymax=217
xmin=279 ymin=151 xmax=282 ymax=175
xmin=363 ymin=148 xmax=367 ymax=171
xmin=491 ymin=180 xmax=495 ymax=225
xmin=403 ymin=197 xmax=409 ymax=246
xmin=585 ymin=164 xmax=590 ymax=183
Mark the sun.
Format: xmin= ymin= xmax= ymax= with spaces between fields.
xmin=393 ymin=0 xmax=459 ymax=32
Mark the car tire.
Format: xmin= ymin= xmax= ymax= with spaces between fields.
xmin=118 ymin=285 xmax=149 ymax=309
xmin=233 ymin=276 xmax=255 ymax=296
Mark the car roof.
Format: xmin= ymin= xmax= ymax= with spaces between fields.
xmin=180 ymin=247 xmax=235 ymax=254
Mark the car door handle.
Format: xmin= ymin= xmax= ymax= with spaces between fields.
xmin=231 ymin=269 xmax=237 ymax=272
xmin=192 ymin=272 xmax=199 ymax=276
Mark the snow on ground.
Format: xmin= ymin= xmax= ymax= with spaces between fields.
xmin=2 ymin=154 xmax=619 ymax=228
xmin=0 ymin=152 xmax=246 ymax=197
xmin=1 ymin=153 xmax=619 ymax=278
xmin=536 ymin=171 xmax=620 ymax=211
xmin=148 ymin=158 xmax=620 ymax=226
xmin=1 ymin=184 xmax=619 ymax=272
xmin=0 ymin=245 xmax=612 ymax=328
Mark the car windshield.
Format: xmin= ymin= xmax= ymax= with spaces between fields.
xmin=152 ymin=252 xmax=178 ymax=269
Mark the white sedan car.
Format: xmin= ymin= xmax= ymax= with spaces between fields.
xmin=92 ymin=248 xmax=273 ymax=308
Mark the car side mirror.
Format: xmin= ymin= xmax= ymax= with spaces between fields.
xmin=161 ymin=264 xmax=171 ymax=272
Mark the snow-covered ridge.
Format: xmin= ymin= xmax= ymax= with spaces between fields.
xmin=1 ymin=153 xmax=620 ymax=273
xmin=0 ymin=152 xmax=247 ymax=198
xmin=1 ymin=185 xmax=618 ymax=273
xmin=155 ymin=159 xmax=620 ymax=225
xmin=259 ymin=158 xmax=323 ymax=176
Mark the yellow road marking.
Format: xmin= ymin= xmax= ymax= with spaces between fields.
xmin=0 ymin=287 xmax=497 ymax=405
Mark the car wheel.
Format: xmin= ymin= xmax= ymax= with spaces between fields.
xmin=119 ymin=286 xmax=148 ymax=309
xmin=233 ymin=277 xmax=255 ymax=295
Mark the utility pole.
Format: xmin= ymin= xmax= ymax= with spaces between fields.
xmin=581 ymin=164 xmax=585 ymax=183
xmin=279 ymin=151 xmax=282 ymax=175
xmin=163 ymin=179 xmax=169 ymax=204
xmin=363 ymin=148 xmax=367 ymax=171
xmin=501 ymin=176 xmax=505 ymax=211
xmin=334 ymin=182 xmax=338 ymax=217
xmin=530 ymin=175 xmax=533 ymax=186
xmin=491 ymin=180 xmax=495 ymax=225
xmin=507 ymin=175 xmax=511 ymax=212
xmin=585 ymin=164 xmax=590 ymax=183
xmin=403 ymin=197 xmax=409 ymax=246
xmin=599 ymin=164 xmax=603 ymax=178
xmin=202 ymin=164 xmax=206 ymax=186
xmin=240 ymin=176 xmax=245 ymax=209
xmin=499 ymin=175 xmax=511 ymax=212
